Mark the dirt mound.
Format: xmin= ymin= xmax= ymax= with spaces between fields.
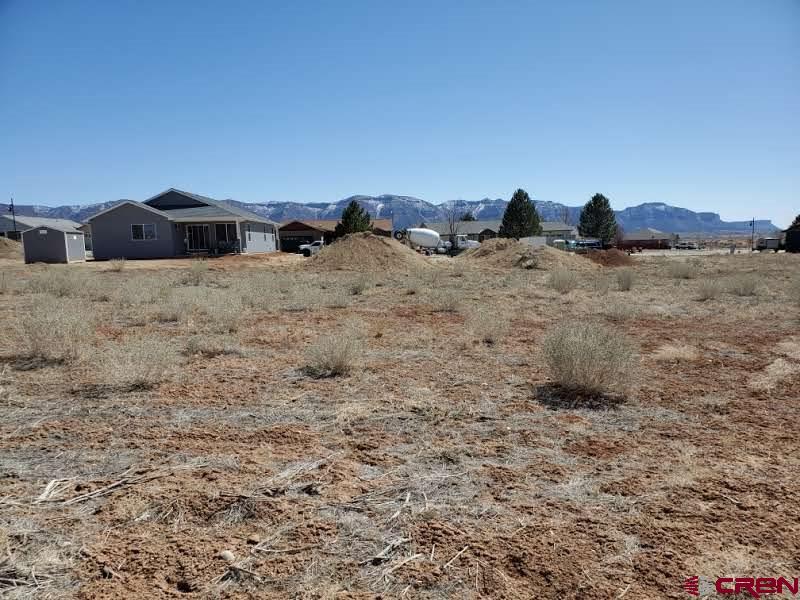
xmin=0 ymin=237 xmax=22 ymax=259
xmin=310 ymin=232 xmax=431 ymax=271
xmin=459 ymin=238 xmax=598 ymax=271
xmin=585 ymin=249 xmax=633 ymax=267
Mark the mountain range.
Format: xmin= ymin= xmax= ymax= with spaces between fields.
xmin=10 ymin=195 xmax=778 ymax=234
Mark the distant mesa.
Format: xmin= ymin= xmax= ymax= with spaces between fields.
xmin=15 ymin=195 xmax=778 ymax=235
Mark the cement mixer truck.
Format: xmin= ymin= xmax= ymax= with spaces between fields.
xmin=398 ymin=228 xmax=479 ymax=254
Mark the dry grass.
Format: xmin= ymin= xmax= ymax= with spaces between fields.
xmin=547 ymin=268 xmax=579 ymax=294
xmin=304 ymin=330 xmax=362 ymax=377
xmin=428 ymin=289 xmax=461 ymax=313
xmin=467 ymin=308 xmax=508 ymax=345
xmin=542 ymin=322 xmax=638 ymax=396
xmin=667 ymin=261 xmax=698 ymax=279
xmin=749 ymin=358 xmax=800 ymax=392
xmin=185 ymin=335 xmax=245 ymax=358
xmin=652 ymin=343 xmax=699 ymax=361
xmin=15 ymin=296 xmax=93 ymax=363
xmin=108 ymin=258 xmax=127 ymax=272
xmin=95 ymin=335 xmax=180 ymax=389
xmin=695 ymin=279 xmax=723 ymax=301
xmin=727 ymin=274 xmax=759 ymax=296
xmin=182 ymin=259 xmax=209 ymax=286
xmin=616 ymin=268 xmax=635 ymax=291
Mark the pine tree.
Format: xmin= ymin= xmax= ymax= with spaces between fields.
xmin=334 ymin=200 xmax=372 ymax=238
xmin=578 ymin=193 xmax=618 ymax=246
xmin=460 ymin=212 xmax=476 ymax=221
xmin=789 ymin=214 xmax=800 ymax=231
xmin=499 ymin=189 xmax=541 ymax=239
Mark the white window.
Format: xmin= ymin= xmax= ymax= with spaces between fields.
xmin=131 ymin=224 xmax=157 ymax=240
xmin=39 ymin=229 xmax=48 ymax=235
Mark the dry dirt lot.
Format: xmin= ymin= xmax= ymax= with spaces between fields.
xmin=1 ymin=238 xmax=799 ymax=599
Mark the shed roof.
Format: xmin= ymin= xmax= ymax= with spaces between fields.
xmin=9 ymin=215 xmax=83 ymax=233
xmin=623 ymin=228 xmax=673 ymax=241
xmin=22 ymin=224 xmax=84 ymax=235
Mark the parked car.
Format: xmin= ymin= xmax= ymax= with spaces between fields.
xmin=299 ymin=240 xmax=324 ymax=257
xmin=674 ymin=241 xmax=698 ymax=250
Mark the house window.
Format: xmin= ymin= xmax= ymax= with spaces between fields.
xmin=215 ymin=223 xmax=238 ymax=242
xmin=131 ymin=224 xmax=157 ymax=240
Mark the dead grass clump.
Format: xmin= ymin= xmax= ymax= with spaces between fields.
xmin=792 ymin=277 xmax=800 ymax=306
xmin=185 ymin=336 xmax=245 ymax=358
xmin=547 ymin=268 xmax=579 ymax=294
xmin=727 ymin=274 xmax=759 ymax=297
xmin=96 ymin=336 xmax=179 ymax=389
xmin=0 ymin=271 xmax=16 ymax=295
xmin=0 ymin=236 xmax=22 ymax=259
xmin=16 ymin=296 xmax=93 ymax=363
xmin=586 ymin=249 xmax=633 ymax=267
xmin=26 ymin=267 xmax=84 ymax=297
xmin=653 ymin=344 xmax=699 ymax=362
xmin=182 ymin=259 xmax=209 ymax=286
xmin=616 ymin=268 xmax=635 ymax=291
xmin=542 ymin=322 xmax=638 ymax=396
xmin=349 ymin=275 xmax=371 ymax=296
xmin=667 ymin=261 xmax=698 ymax=279
xmin=749 ymin=358 xmax=800 ymax=392
xmin=304 ymin=332 xmax=362 ymax=377
xmin=695 ymin=279 xmax=723 ymax=301
xmin=108 ymin=258 xmax=127 ymax=272
xmin=429 ymin=289 xmax=461 ymax=313
xmin=467 ymin=309 xmax=508 ymax=345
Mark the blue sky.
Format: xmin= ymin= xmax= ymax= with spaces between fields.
xmin=0 ymin=1 xmax=797 ymax=226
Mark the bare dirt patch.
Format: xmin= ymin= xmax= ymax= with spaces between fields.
xmin=310 ymin=232 xmax=431 ymax=272
xmin=459 ymin=238 xmax=598 ymax=272
xmin=0 ymin=252 xmax=798 ymax=598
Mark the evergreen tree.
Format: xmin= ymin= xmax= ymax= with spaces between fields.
xmin=499 ymin=189 xmax=541 ymax=239
xmin=460 ymin=212 xmax=476 ymax=221
xmin=578 ymin=193 xmax=618 ymax=246
xmin=334 ymin=200 xmax=372 ymax=238
xmin=789 ymin=214 xmax=800 ymax=231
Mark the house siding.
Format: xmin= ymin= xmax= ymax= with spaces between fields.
xmin=0 ymin=216 xmax=22 ymax=235
xmin=91 ymin=203 xmax=175 ymax=260
xmin=240 ymin=222 xmax=276 ymax=253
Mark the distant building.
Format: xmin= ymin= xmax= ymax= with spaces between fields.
xmin=426 ymin=220 xmax=577 ymax=243
xmin=278 ymin=219 xmax=393 ymax=253
xmin=619 ymin=228 xmax=674 ymax=250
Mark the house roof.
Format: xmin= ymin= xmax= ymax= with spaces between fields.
xmin=87 ymin=190 xmax=279 ymax=226
xmin=425 ymin=220 xmax=575 ymax=235
xmin=279 ymin=219 xmax=393 ymax=232
xmin=145 ymin=188 xmax=279 ymax=225
xmin=623 ymin=228 xmax=672 ymax=240
xmin=8 ymin=215 xmax=83 ymax=232
xmin=425 ymin=220 xmax=502 ymax=235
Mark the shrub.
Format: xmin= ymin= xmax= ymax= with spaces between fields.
xmin=349 ymin=276 xmax=370 ymax=296
xmin=429 ymin=289 xmax=461 ymax=313
xmin=695 ymin=279 xmax=722 ymax=301
xmin=542 ymin=322 xmax=638 ymax=395
xmin=666 ymin=261 xmax=698 ymax=279
xmin=96 ymin=336 xmax=178 ymax=389
xmin=616 ymin=268 xmax=635 ymax=291
xmin=728 ymin=274 xmax=759 ymax=297
xmin=305 ymin=332 xmax=362 ymax=377
xmin=467 ymin=309 xmax=508 ymax=345
xmin=183 ymin=260 xmax=209 ymax=286
xmin=17 ymin=296 xmax=93 ymax=363
xmin=26 ymin=267 xmax=84 ymax=297
xmin=547 ymin=269 xmax=579 ymax=294
xmin=108 ymin=258 xmax=127 ymax=272
xmin=592 ymin=276 xmax=611 ymax=296
xmin=792 ymin=278 xmax=800 ymax=307
xmin=185 ymin=336 xmax=244 ymax=358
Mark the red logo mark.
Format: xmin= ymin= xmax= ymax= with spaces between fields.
xmin=684 ymin=576 xmax=800 ymax=598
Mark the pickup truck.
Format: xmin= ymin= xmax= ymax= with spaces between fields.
xmin=754 ymin=238 xmax=780 ymax=252
xmin=299 ymin=240 xmax=324 ymax=257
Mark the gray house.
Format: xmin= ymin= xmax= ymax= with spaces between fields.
xmin=0 ymin=215 xmax=83 ymax=241
xmin=22 ymin=224 xmax=86 ymax=264
xmin=87 ymin=189 xmax=279 ymax=260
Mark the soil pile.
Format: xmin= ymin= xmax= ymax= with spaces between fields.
xmin=585 ymin=249 xmax=633 ymax=267
xmin=459 ymin=238 xmax=598 ymax=271
xmin=310 ymin=232 xmax=430 ymax=271
xmin=0 ymin=237 xmax=22 ymax=259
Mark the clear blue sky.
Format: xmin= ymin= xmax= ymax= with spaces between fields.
xmin=1 ymin=1 xmax=797 ymax=226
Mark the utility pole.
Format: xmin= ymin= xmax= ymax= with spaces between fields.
xmin=750 ymin=217 xmax=755 ymax=252
xmin=8 ymin=197 xmax=18 ymax=239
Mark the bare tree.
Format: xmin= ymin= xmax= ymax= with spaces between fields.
xmin=443 ymin=205 xmax=461 ymax=255
xmin=559 ymin=205 xmax=572 ymax=226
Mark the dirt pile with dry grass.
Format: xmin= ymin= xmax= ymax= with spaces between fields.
xmin=460 ymin=238 xmax=598 ymax=271
xmin=0 ymin=237 xmax=22 ymax=259
xmin=310 ymin=232 xmax=430 ymax=272
xmin=585 ymin=248 xmax=633 ymax=267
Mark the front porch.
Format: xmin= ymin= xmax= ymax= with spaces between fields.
xmin=178 ymin=222 xmax=241 ymax=255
